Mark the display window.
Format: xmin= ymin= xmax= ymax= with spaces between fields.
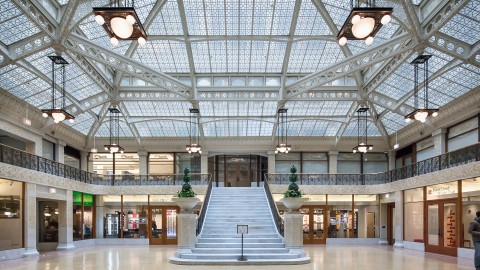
xmin=327 ymin=195 xmax=353 ymax=238
xmin=0 ymin=179 xmax=23 ymax=251
xmin=404 ymin=188 xmax=424 ymax=243
xmin=91 ymin=153 xmax=139 ymax=175
xmin=462 ymin=177 xmax=480 ymax=249
xmin=122 ymin=195 xmax=148 ymax=238
xmin=102 ymin=195 xmax=121 ymax=238
xmin=73 ymin=191 xmax=95 ymax=241
xmin=39 ymin=201 xmax=59 ymax=242
xmin=275 ymin=152 xmax=300 ymax=173
xmin=354 ymin=195 xmax=379 ymax=238
xmin=148 ymin=153 xmax=174 ymax=174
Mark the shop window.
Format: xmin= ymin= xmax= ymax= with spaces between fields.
xmin=302 ymin=153 xmax=328 ymax=174
xmin=64 ymin=145 xmax=81 ymax=169
xmin=448 ymin=116 xmax=479 ymax=152
xmin=354 ymin=195 xmax=379 ymax=238
xmin=73 ymin=191 xmax=95 ymax=241
xmin=176 ymin=153 xmax=200 ymax=173
xmin=363 ymin=153 xmax=387 ymax=173
xmin=122 ymin=195 xmax=148 ymax=238
xmin=39 ymin=201 xmax=59 ymax=242
xmin=462 ymin=178 xmax=480 ymax=249
xmin=91 ymin=153 xmax=139 ymax=175
xmin=327 ymin=195 xmax=354 ymax=238
xmin=102 ymin=195 xmax=121 ymax=238
xmin=42 ymin=139 xmax=55 ymax=161
xmin=0 ymin=179 xmax=23 ymax=251
xmin=416 ymin=137 xmax=434 ymax=162
xmin=337 ymin=153 xmax=361 ymax=174
xmin=404 ymin=188 xmax=424 ymax=243
xmin=275 ymin=153 xmax=300 ymax=173
xmin=149 ymin=153 xmax=174 ymax=174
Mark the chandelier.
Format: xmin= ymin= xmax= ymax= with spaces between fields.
xmin=353 ymin=107 xmax=373 ymax=153
xmin=104 ymin=107 xmax=124 ymax=154
xmin=93 ymin=0 xmax=148 ymax=47
xmin=275 ymin=108 xmax=291 ymax=154
xmin=186 ymin=108 xmax=202 ymax=154
xmin=405 ymin=54 xmax=438 ymax=123
xmin=337 ymin=0 xmax=393 ymax=46
xmin=41 ymin=56 xmax=75 ymax=124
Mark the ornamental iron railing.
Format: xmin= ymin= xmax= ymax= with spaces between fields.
xmin=0 ymin=143 xmax=210 ymax=186
xmin=264 ymin=179 xmax=284 ymax=236
xmin=0 ymin=142 xmax=478 ymax=186
xmin=266 ymin=143 xmax=480 ymax=185
xmin=196 ymin=179 xmax=213 ymax=236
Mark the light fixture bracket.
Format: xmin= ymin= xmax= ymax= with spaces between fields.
xmin=93 ymin=7 xmax=147 ymax=41
xmin=275 ymin=108 xmax=291 ymax=154
xmin=337 ymin=7 xmax=393 ymax=40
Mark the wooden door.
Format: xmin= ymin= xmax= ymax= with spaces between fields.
xmin=301 ymin=206 xmax=327 ymax=244
xmin=425 ymin=199 xmax=457 ymax=256
xmin=387 ymin=203 xmax=395 ymax=245
xmin=148 ymin=206 xmax=179 ymax=245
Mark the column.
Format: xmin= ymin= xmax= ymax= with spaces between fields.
xmin=379 ymin=203 xmax=388 ymax=245
xmin=200 ymin=151 xmax=209 ymax=174
xmin=267 ymin=151 xmax=276 ymax=174
xmin=80 ymin=151 xmax=88 ymax=171
xmin=328 ymin=151 xmax=338 ymax=174
xmin=393 ymin=190 xmax=404 ymax=248
xmin=57 ymin=190 xmax=75 ymax=250
xmin=388 ymin=150 xmax=396 ymax=170
xmin=25 ymin=136 xmax=43 ymax=156
xmin=175 ymin=206 xmax=197 ymax=257
xmin=95 ymin=196 xmax=105 ymax=239
xmin=55 ymin=139 xmax=66 ymax=164
xmin=138 ymin=150 xmax=148 ymax=175
xmin=23 ymin=183 xmax=39 ymax=257
xmin=432 ymin=128 xmax=447 ymax=156
xmin=283 ymin=212 xmax=303 ymax=248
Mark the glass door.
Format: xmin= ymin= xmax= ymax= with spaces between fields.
xmin=425 ymin=200 xmax=457 ymax=256
xmin=149 ymin=206 xmax=178 ymax=245
xmin=302 ymin=206 xmax=326 ymax=244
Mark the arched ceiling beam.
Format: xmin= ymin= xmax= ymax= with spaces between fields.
xmin=64 ymin=35 xmax=193 ymax=100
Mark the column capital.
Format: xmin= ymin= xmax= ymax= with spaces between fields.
xmin=56 ymin=139 xmax=67 ymax=147
xmin=432 ymin=128 xmax=447 ymax=136
xmin=328 ymin=150 xmax=339 ymax=155
xmin=200 ymin=150 xmax=209 ymax=156
xmin=267 ymin=150 xmax=277 ymax=155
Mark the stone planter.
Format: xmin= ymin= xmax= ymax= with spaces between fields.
xmin=172 ymin=197 xmax=200 ymax=212
xmin=280 ymin=197 xmax=308 ymax=212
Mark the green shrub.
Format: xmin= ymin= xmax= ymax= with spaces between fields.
xmin=283 ymin=165 xmax=302 ymax=198
xmin=177 ymin=167 xmax=196 ymax=197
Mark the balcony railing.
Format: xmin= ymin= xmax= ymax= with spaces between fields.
xmin=266 ymin=143 xmax=480 ymax=185
xmin=0 ymin=142 xmax=478 ymax=186
xmin=0 ymin=143 xmax=210 ymax=186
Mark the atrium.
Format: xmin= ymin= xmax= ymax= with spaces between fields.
xmin=0 ymin=0 xmax=478 ymax=268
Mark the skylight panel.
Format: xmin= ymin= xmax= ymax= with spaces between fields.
xmin=286 ymin=120 xmax=302 ymax=136
xmin=238 ymin=40 xmax=251 ymax=72
xmin=325 ymin=122 xmax=342 ymax=136
xmin=295 ymin=0 xmax=331 ymax=36
xmin=191 ymin=42 xmax=211 ymax=72
xmin=270 ymin=0 xmax=295 ymax=35
xmin=134 ymin=41 xmax=190 ymax=73
xmin=184 ymin=0 xmax=207 ymax=35
xmin=227 ymin=40 xmax=239 ymax=72
xmin=210 ymin=41 xmax=227 ymax=72
xmin=266 ymin=42 xmax=287 ymax=73
xmin=148 ymin=0 xmax=183 ymax=35
xmin=288 ymin=41 xmax=343 ymax=73
xmin=65 ymin=112 xmax=95 ymax=135
xmin=0 ymin=10 xmax=41 ymax=45
xmin=250 ymin=41 xmax=269 ymax=72
xmin=440 ymin=1 xmax=480 ymax=45
xmin=381 ymin=111 xmax=409 ymax=134
xmin=123 ymin=101 xmax=144 ymax=116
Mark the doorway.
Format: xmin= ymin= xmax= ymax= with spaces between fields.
xmin=387 ymin=203 xmax=395 ymax=245
xmin=425 ymin=199 xmax=457 ymax=256
xmin=148 ymin=206 xmax=178 ymax=245
xmin=300 ymin=206 xmax=327 ymax=244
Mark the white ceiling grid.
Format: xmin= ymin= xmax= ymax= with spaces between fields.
xmin=0 ymin=0 xmax=477 ymax=144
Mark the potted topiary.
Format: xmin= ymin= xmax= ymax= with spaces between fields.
xmin=280 ymin=165 xmax=307 ymax=211
xmin=172 ymin=167 xmax=200 ymax=212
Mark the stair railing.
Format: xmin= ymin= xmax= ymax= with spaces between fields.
xmin=196 ymin=176 xmax=213 ymax=235
xmin=264 ymin=179 xmax=284 ymax=236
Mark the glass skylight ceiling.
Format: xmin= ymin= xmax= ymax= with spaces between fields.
xmin=0 ymin=0 xmax=478 ymax=141
xmin=0 ymin=0 xmax=42 ymax=45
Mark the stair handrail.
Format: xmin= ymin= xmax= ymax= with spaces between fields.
xmin=196 ymin=176 xmax=213 ymax=235
xmin=263 ymin=178 xmax=284 ymax=236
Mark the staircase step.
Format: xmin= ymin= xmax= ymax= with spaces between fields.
xmin=195 ymin=243 xmax=285 ymax=248
xmin=192 ymin=248 xmax=289 ymax=254
xmin=197 ymin=237 xmax=283 ymax=243
xmin=180 ymin=253 xmax=302 ymax=260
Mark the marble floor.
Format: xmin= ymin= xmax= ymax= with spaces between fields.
xmin=1 ymin=245 xmax=474 ymax=270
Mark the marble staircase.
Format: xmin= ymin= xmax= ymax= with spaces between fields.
xmin=170 ymin=187 xmax=310 ymax=265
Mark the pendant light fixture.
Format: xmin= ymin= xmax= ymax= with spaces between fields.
xmin=186 ymin=108 xmax=202 ymax=154
xmin=104 ymin=107 xmax=124 ymax=154
xmin=393 ymin=132 xmax=400 ymax=149
xmin=275 ymin=108 xmax=291 ymax=154
xmin=337 ymin=0 xmax=393 ymax=46
xmin=93 ymin=0 xmax=148 ymax=46
xmin=41 ymin=56 xmax=75 ymax=124
xmin=353 ymin=107 xmax=373 ymax=153
xmin=404 ymin=54 xmax=438 ymax=123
